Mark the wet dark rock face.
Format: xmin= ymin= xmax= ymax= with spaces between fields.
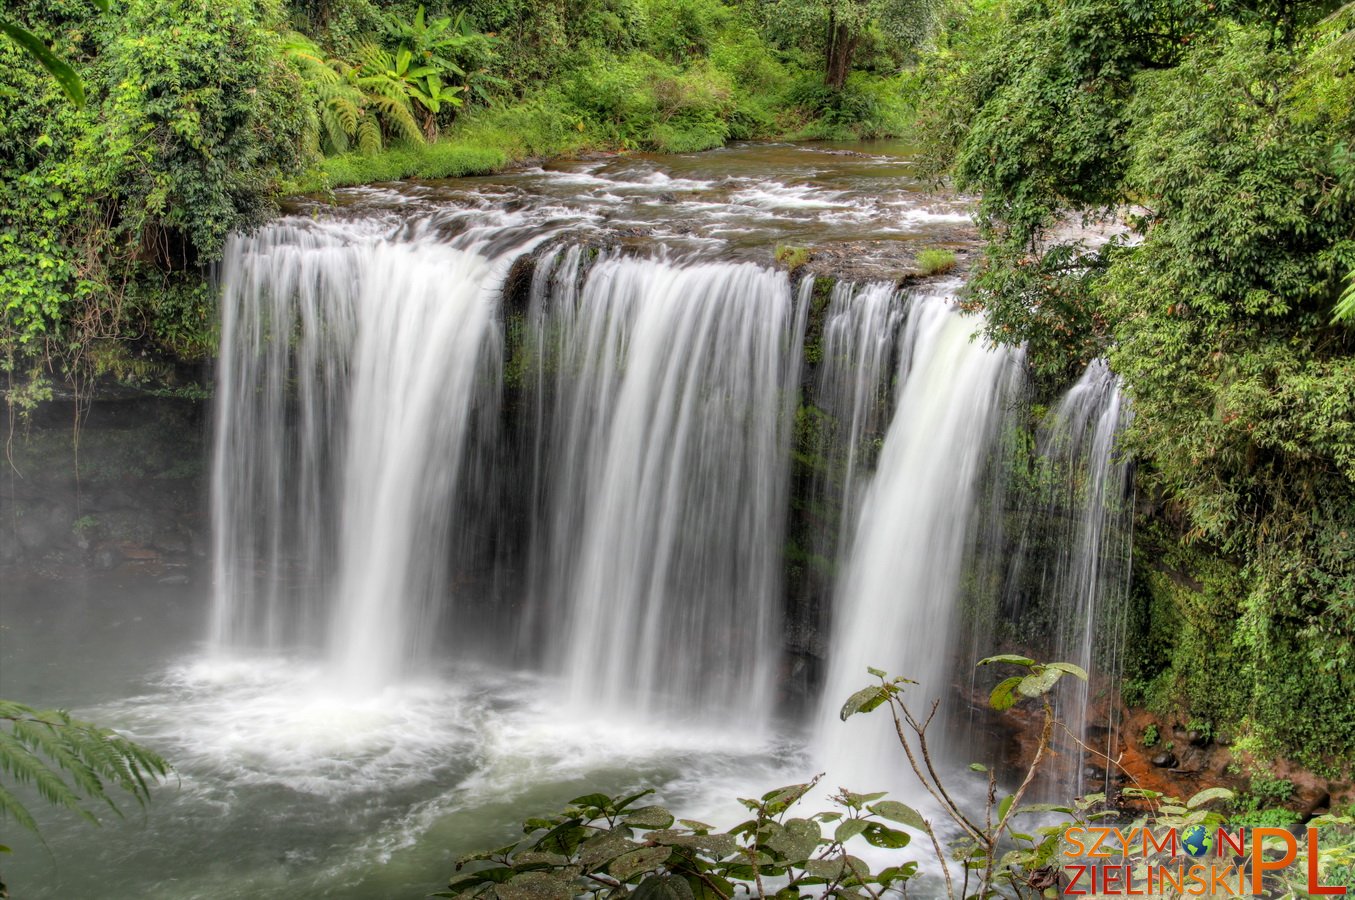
xmin=1 ymin=393 xmax=209 ymax=581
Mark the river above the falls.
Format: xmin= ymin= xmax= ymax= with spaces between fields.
xmin=298 ymin=139 xmax=975 ymax=278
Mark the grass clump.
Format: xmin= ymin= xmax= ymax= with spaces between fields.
xmin=775 ymin=245 xmax=812 ymax=270
xmin=915 ymin=248 xmax=958 ymax=276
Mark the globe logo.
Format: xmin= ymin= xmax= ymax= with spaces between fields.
xmin=1181 ymin=824 xmax=1214 ymax=858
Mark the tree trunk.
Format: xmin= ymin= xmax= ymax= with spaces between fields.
xmin=824 ymin=16 xmax=857 ymax=91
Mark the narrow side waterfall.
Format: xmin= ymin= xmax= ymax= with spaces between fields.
xmin=527 ymin=255 xmax=799 ymax=725
xmin=1009 ymin=359 xmax=1133 ymax=795
xmin=815 ymin=290 xmax=1023 ymax=793
xmin=211 ymin=220 xmax=505 ymax=689
xmin=812 ymin=282 xmax=903 ymax=556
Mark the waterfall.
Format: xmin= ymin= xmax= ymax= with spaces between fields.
xmin=210 ymin=219 xmax=506 ymax=689
xmin=210 ymin=209 xmax=1133 ymax=770
xmin=812 ymin=282 xmax=903 ymax=558
xmin=1006 ymin=359 xmax=1133 ymax=796
xmin=525 ymin=254 xmax=800 ymax=725
xmin=815 ymin=290 xmax=1023 ymax=794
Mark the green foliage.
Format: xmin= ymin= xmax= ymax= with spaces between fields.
xmin=450 ymin=664 xmax=1250 ymax=900
xmin=775 ymin=245 xmax=812 ymax=270
xmin=914 ymin=248 xmax=956 ymax=276
xmin=1 ymin=0 xmax=311 ymax=398
xmin=0 ymin=699 xmax=170 ymax=835
xmin=437 ymin=781 xmax=925 ymax=899
xmin=2 ymin=0 xmax=912 ymax=402
xmin=0 ymin=15 xmax=86 ymax=106
xmin=1142 ymin=724 xmax=1159 ymax=747
xmin=1228 ymin=806 xmax=1301 ymax=828
xmin=1242 ymin=774 xmax=1295 ymax=808
xmin=761 ymin=0 xmax=945 ymax=89
xmin=316 ymin=134 xmax=507 ymax=187
xmin=916 ymin=0 xmax=1355 ymax=767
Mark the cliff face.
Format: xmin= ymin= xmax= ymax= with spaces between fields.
xmin=1 ymin=392 xmax=209 ymax=581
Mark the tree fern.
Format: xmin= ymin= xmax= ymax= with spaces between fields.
xmin=0 ymin=700 xmax=170 ymax=837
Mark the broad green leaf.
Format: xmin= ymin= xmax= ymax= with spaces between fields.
xmin=623 ymin=806 xmax=676 ymax=829
xmin=989 ymin=676 xmax=1023 ymax=710
xmin=1186 ymin=787 xmax=1235 ymax=809
xmin=876 ymin=862 xmax=919 ymax=885
xmin=632 ymin=874 xmax=696 ymax=900
xmin=498 ymin=871 xmax=577 ymax=900
xmin=1017 ymin=667 xmax=1063 ymax=697
xmin=0 ymin=21 xmax=85 ymax=107
xmin=835 ymin=818 xmax=868 ymax=843
xmin=761 ymin=782 xmax=813 ymax=805
xmin=766 ymin=817 xmax=820 ymax=862
xmin=577 ymin=832 xmax=640 ymax=871
xmin=534 ymin=819 xmax=587 ymax=855
xmin=839 ymin=685 xmax=890 ymax=720
xmin=685 ymin=872 xmax=734 ymax=900
xmin=867 ymin=800 xmax=928 ymax=832
xmin=861 ymin=822 xmax=911 ymax=849
xmin=512 ymin=851 xmax=569 ymax=867
xmin=978 ymin=654 xmax=1036 ymax=668
xmin=610 ymin=846 xmax=673 ymax=880
xmin=614 ymin=789 xmax=656 ymax=812
xmin=1046 ymin=662 xmax=1088 ymax=681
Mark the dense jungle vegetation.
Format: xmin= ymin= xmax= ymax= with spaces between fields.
xmin=909 ymin=0 xmax=1355 ymax=772
xmin=0 ymin=0 xmax=935 ymax=405
xmin=2 ymin=0 xmax=1353 ymax=787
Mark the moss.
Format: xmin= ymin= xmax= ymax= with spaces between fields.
xmin=800 ymin=276 xmax=837 ymax=368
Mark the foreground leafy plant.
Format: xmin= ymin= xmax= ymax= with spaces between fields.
xmin=441 ymin=656 xmax=1103 ymax=900
xmin=0 ymin=699 xmax=170 ymax=895
xmin=0 ymin=699 xmax=169 ymax=837
xmin=437 ymin=779 xmax=925 ymax=899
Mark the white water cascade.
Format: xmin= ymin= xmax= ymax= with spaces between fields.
xmin=1009 ymin=359 xmax=1133 ymax=795
xmin=210 ymin=219 xmax=506 ymax=689
xmin=813 ymin=282 xmax=904 ymax=554
xmin=526 ymin=254 xmax=801 ymax=726
xmin=815 ymin=290 xmax=1024 ymax=794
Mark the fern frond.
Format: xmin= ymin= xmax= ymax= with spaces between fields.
xmin=0 ymin=781 xmax=40 ymax=835
xmin=10 ymin=719 xmax=112 ymax=813
xmin=0 ymin=730 xmax=91 ymax=822
xmin=370 ymin=94 xmax=424 ymax=144
xmin=0 ymin=700 xmax=169 ymax=837
xmin=357 ymin=116 xmax=383 ymax=155
xmin=320 ymin=105 xmax=352 ymax=153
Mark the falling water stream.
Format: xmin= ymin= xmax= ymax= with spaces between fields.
xmin=1 ymin=142 xmax=1133 ymax=899
xmin=1004 ymin=360 xmax=1134 ymax=796
xmin=814 ymin=291 xmax=1025 ymax=796
xmin=527 ymin=255 xmax=797 ymax=724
